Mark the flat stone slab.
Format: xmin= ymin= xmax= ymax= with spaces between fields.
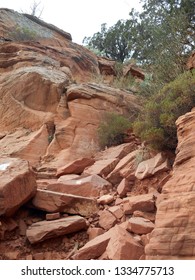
xmin=32 ymin=189 xmax=98 ymax=216
xmin=26 ymin=216 xmax=87 ymax=244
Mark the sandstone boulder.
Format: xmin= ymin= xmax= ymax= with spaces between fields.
xmin=123 ymin=193 xmax=156 ymax=215
xmin=73 ymin=225 xmax=144 ymax=260
xmin=56 ymin=158 xmax=95 ymax=176
xmin=135 ymin=153 xmax=170 ymax=180
xmin=84 ymin=158 xmax=119 ymax=177
xmin=0 ymin=157 xmax=36 ymax=216
xmin=98 ymin=210 xmax=117 ymax=230
xmin=32 ymin=189 xmax=98 ymax=217
xmin=105 ymin=226 xmax=144 ymax=260
xmin=106 ymin=150 xmax=137 ymax=185
xmin=127 ymin=217 xmax=155 ymax=234
xmin=47 ymin=174 xmax=111 ymax=197
xmin=26 ymin=216 xmax=87 ymax=244
xmin=117 ymin=178 xmax=132 ymax=198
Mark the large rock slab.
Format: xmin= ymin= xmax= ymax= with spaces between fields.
xmin=0 ymin=157 xmax=36 ymax=216
xmin=47 ymin=174 xmax=111 ymax=197
xmin=84 ymin=158 xmax=119 ymax=177
xmin=56 ymin=157 xmax=95 ymax=176
xmin=135 ymin=152 xmax=170 ymax=180
xmin=106 ymin=150 xmax=137 ymax=185
xmin=123 ymin=193 xmax=156 ymax=215
xmin=127 ymin=217 xmax=155 ymax=234
xmin=105 ymin=225 xmax=144 ymax=260
xmin=26 ymin=216 xmax=87 ymax=244
xmin=32 ymin=189 xmax=98 ymax=216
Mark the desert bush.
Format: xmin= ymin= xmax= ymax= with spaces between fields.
xmin=10 ymin=25 xmax=38 ymax=41
xmin=133 ymin=70 xmax=195 ymax=150
xmin=98 ymin=112 xmax=132 ymax=148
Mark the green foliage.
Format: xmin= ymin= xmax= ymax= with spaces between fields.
xmin=98 ymin=112 xmax=132 ymax=148
xmin=133 ymin=70 xmax=195 ymax=150
xmin=83 ymin=17 xmax=138 ymax=62
xmin=84 ymin=0 xmax=195 ymax=94
xmin=10 ymin=25 xmax=38 ymax=41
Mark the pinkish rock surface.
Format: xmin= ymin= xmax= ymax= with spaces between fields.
xmin=47 ymin=174 xmax=111 ymax=197
xmin=26 ymin=216 xmax=87 ymax=244
xmin=0 ymin=157 xmax=36 ymax=216
xmin=56 ymin=157 xmax=95 ymax=176
xmin=32 ymin=189 xmax=98 ymax=216
xmin=127 ymin=217 xmax=155 ymax=234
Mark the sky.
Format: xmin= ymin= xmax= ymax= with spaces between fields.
xmin=0 ymin=0 xmax=142 ymax=44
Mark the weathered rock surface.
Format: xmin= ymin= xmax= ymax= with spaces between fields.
xmin=0 ymin=157 xmax=36 ymax=216
xmin=0 ymin=9 xmax=141 ymax=170
xmin=135 ymin=153 xmax=170 ymax=180
xmin=73 ymin=225 xmax=144 ymax=260
xmin=26 ymin=216 xmax=87 ymax=244
xmin=127 ymin=217 xmax=155 ymax=234
xmin=47 ymin=174 xmax=111 ymax=197
xmin=32 ymin=189 xmax=98 ymax=216
xmin=123 ymin=193 xmax=156 ymax=215
xmin=146 ymin=109 xmax=195 ymax=259
xmin=56 ymin=158 xmax=95 ymax=176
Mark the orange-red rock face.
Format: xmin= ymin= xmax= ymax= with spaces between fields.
xmin=145 ymin=109 xmax=195 ymax=260
xmin=0 ymin=9 xmax=141 ymax=169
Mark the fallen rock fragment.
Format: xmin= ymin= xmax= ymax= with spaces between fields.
xmin=26 ymin=216 xmax=87 ymax=244
xmin=105 ymin=225 xmax=144 ymax=260
xmin=32 ymin=189 xmax=98 ymax=216
xmin=97 ymin=194 xmax=114 ymax=205
xmin=56 ymin=158 xmax=95 ymax=177
xmin=84 ymin=158 xmax=119 ymax=177
xmin=99 ymin=210 xmax=117 ymax=230
xmin=123 ymin=193 xmax=156 ymax=214
xmin=47 ymin=174 xmax=111 ymax=198
xmin=127 ymin=217 xmax=155 ymax=234
xmin=73 ymin=225 xmax=144 ymax=260
xmin=135 ymin=152 xmax=170 ymax=180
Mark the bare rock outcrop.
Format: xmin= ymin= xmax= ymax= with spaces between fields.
xmin=146 ymin=109 xmax=195 ymax=259
xmin=0 ymin=157 xmax=36 ymax=216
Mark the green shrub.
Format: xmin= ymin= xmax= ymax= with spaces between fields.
xmin=133 ymin=70 xmax=195 ymax=150
xmin=98 ymin=112 xmax=132 ymax=148
xmin=10 ymin=25 xmax=38 ymax=41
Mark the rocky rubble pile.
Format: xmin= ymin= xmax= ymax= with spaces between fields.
xmin=0 ymin=142 xmax=171 ymax=260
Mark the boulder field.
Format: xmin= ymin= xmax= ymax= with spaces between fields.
xmin=0 ymin=8 xmax=195 ymax=260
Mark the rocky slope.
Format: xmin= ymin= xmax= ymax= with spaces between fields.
xmin=0 ymin=8 xmax=194 ymax=260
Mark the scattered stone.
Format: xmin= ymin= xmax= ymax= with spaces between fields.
xmin=99 ymin=210 xmax=117 ymax=230
xmin=108 ymin=205 xmax=123 ymax=219
xmin=133 ymin=210 xmax=156 ymax=222
xmin=46 ymin=212 xmax=60 ymax=221
xmin=135 ymin=153 xmax=170 ymax=180
xmin=97 ymin=194 xmax=114 ymax=205
xmin=84 ymin=158 xmax=119 ymax=177
xmin=117 ymin=178 xmax=132 ymax=198
xmin=106 ymin=225 xmax=144 ymax=260
xmin=87 ymin=227 xmax=105 ymax=241
xmin=127 ymin=217 xmax=155 ymax=234
xmin=32 ymin=189 xmax=98 ymax=217
xmin=47 ymin=174 xmax=111 ymax=198
xmin=123 ymin=193 xmax=156 ymax=215
xmin=56 ymin=158 xmax=95 ymax=177
xmin=26 ymin=216 xmax=87 ymax=244
xmin=106 ymin=151 xmax=137 ymax=184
